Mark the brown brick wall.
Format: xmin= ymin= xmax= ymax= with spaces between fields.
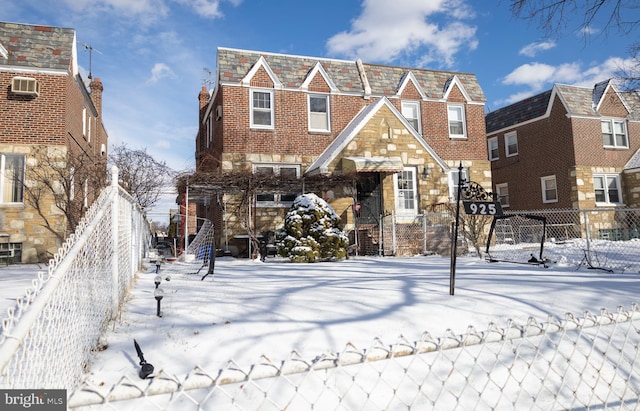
xmin=489 ymin=90 xmax=640 ymax=210
xmin=0 ymin=69 xmax=105 ymax=262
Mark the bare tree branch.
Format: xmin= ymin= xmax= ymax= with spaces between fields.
xmin=108 ymin=143 xmax=176 ymax=209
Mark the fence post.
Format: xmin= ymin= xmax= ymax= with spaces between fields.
xmin=392 ymin=212 xmax=397 ymax=256
xmin=422 ymin=211 xmax=427 ymax=255
xmin=111 ymin=166 xmax=120 ymax=319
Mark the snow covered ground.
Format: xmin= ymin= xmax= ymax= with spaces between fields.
xmin=2 ymin=254 xmax=639 ymax=409
xmin=80 ymin=255 xmax=639 ymax=385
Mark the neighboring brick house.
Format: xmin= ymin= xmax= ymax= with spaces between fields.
xmin=485 ymin=80 xmax=640 ymax=239
xmin=194 ymin=47 xmax=490 ymax=256
xmin=486 ymin=80 xmax=640 ymax=210
xmin=0 ymin=22 xmax=108 ymax=263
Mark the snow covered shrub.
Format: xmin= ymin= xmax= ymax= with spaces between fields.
xmin=278 ymin=193 xmax=349 ymax=262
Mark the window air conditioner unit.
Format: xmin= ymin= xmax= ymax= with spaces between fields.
xmin=11 ymin=76 xmax=40 ymax=96
xmin=216 ymin=105 xmax=223 ymax=120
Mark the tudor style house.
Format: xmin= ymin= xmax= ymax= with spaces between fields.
xmin=0 ymin=22 xmax=108 ymax=263
xmin=194 ymin=47 xmax=491 ymax=256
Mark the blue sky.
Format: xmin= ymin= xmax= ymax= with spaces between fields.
xmin=2 ymin=0 xmax=637 ymax=222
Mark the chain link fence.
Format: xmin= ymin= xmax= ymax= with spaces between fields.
xmin=68 ymin=302 xmax=640 ymax=410
xmin=365 ymin=208 xmax=640 ymax=273
xmin=0 ymin=166 xmax=150 ymax=390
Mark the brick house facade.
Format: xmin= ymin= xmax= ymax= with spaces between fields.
xmin=0 ymin=22 xmax=107 ymax=263
xmin=194 ymin=47 xmax=490 ymax=256
xmin=486 ymin=80 xmax=640 ymax=211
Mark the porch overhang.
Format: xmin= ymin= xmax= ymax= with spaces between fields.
xmin=342 ymin=157 xmax=404 ymax=173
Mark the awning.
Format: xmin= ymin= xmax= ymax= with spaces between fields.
xmin=342 ymin=157 xmax=404 ymax=173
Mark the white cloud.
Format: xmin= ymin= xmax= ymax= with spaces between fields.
xmin=147 ymin=63 xmax=177 ymax=84
xmin=62 ymin=0 xmax=170 ymax=23
xmin=519 ymin=40 xmax=556 ymax=57
xmin=174 ymin=0 xmax=223 ymax=18
xmin=499 ymin=56 xmax=634 ymax=106
xmin=326 ymin=0 xmax=477 ymax=67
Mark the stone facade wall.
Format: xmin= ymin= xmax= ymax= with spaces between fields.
xmin=0 ymin=144 xmax=67 ymax=262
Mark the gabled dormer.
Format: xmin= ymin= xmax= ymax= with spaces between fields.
xmin=443 ymin=75 xmax=472 ymax=102
xmin=241 ymin=55 xmax=282 ymax=89
xmin=300 ymin=62 xmax=339 ymax=93
xmin=593 ymin=79 xmax=631 ymax=118
xmin=396 ymin=71 xmax=426 ymax=100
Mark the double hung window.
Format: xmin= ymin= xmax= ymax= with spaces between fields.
xmin=0 ymin=153 xmax=25 ymax=204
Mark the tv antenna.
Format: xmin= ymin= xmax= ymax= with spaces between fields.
xmin=202 ymin=67 xmax=213 ymax=88
xmin=79 ymin=42 xmax=102 ymax=80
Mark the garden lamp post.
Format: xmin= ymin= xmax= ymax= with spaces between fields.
xmin=154 ymin=287 xmax=164 ymax=317
xmin=134 ymin=339 xmax=154 ymax=379
xmin=154 ymin=275 xmax=161 ymax=288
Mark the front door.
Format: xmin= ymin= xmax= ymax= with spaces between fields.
xmin=356 ymin=173 xmax=382 ymax=225
xmin=394 ymin=167 xmax=418 ymax=220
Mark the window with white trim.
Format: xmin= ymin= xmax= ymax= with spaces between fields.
xmin=448 ymin=167 xmax=469 ymax=201
xmin=593 ymin=174 xmax=622 ymax=205
xmin=250 ymin=89 xmax=274 ymax=129
xmin=0 ymin=153 xmax=25 ymax=204
xmin=401 ymin=101 xmax=421 ymax=134
xmin=83 ymin=178 xmax=89 ymax=208
xmin=488 ymin=137 xmax=499 ymax=161
xmin=254 ymin=164 xmax=300 ymax=207
xmin=308 ymin=94 xmax=330 ymax=132
xmin=447 ymin=104 xmax=466 ymax=138
xmin=69 ymin=166 xmax=75 ymax=201
xmin=495 ymin=183 xmax=509 ymax=207
xmin=505 ymin=131 xmax=518 ymax=157
xmin=541 ymin=175 xmax=558 ymax=203
xmin=82 ymin=107 xmax=87 ymax=139
xmin=601 ymin=119 xmax=628 ymax=148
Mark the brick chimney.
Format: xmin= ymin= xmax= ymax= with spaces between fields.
xmin=89 ymin=77 xmax=103 ymax=118
xmin=199 ymin=86 xmax=210 ymax=123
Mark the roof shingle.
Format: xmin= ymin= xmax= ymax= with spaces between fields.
xmin=0 ymin=21 xmax=75 ymax=72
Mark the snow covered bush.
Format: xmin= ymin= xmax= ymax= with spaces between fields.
xmin=278 ymin=193 xmax=349 ymax=262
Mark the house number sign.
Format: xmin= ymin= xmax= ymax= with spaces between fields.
xmin=463 ymin=201 xmax=503 ymax=216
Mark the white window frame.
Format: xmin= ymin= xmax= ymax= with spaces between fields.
xmin=593 ymin=174 xmax=622 ymax=205
xmin=254 ymin=164 xmax=300 ymax=207
xmin=401 ymin=101 xmax=421 ymax=134
xmin=69 ymin=166 xmax=75 ymax=201
xmin=495 ymin=183 xmax=509 ymax=207
xmin=541 ymin=175 xmax=558 ymax=204
xmin=393 ymin=167 xmax=418 ymax=219
xmin=488 ymin=137 xmax=499 ymax=161
xmin=505 ymin=131 xmax=518 ymax=157
xmin=308 ymin=94 xmax=330 ymax=132
xmin=448 ymin=167 xmax=469 ymax=201
xmin=447 ymin=104 xmax=466 ymax=139
xmin=601 ymin=119 xmax=628 ymax=148
xmin=82 ymin=107 xmax=87 ymax=139
xmin=0 ymin=153 xmax=25 ymax=204
xmin=87 ymin=115 xmax=92 ymax=143
xmin=250 ymin=89 xmax=274 ymax=129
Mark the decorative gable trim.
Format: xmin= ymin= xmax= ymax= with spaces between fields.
xmin=443 ymin=75 xmax=472 ymax=102
xmin=396 ymin=71 xmax=426 ymax=100
xmin=593 ymin=80 xmax=631 ymax=114
xmin=241 ymin=55 xmax=282 ymax=88
xmin=305 ymin=96 xmax=448 ymax=176
xmin=300 ymin=62 xmax=339 ymax=92
xmin=0 ymin=42 xmax=8 ymax=59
